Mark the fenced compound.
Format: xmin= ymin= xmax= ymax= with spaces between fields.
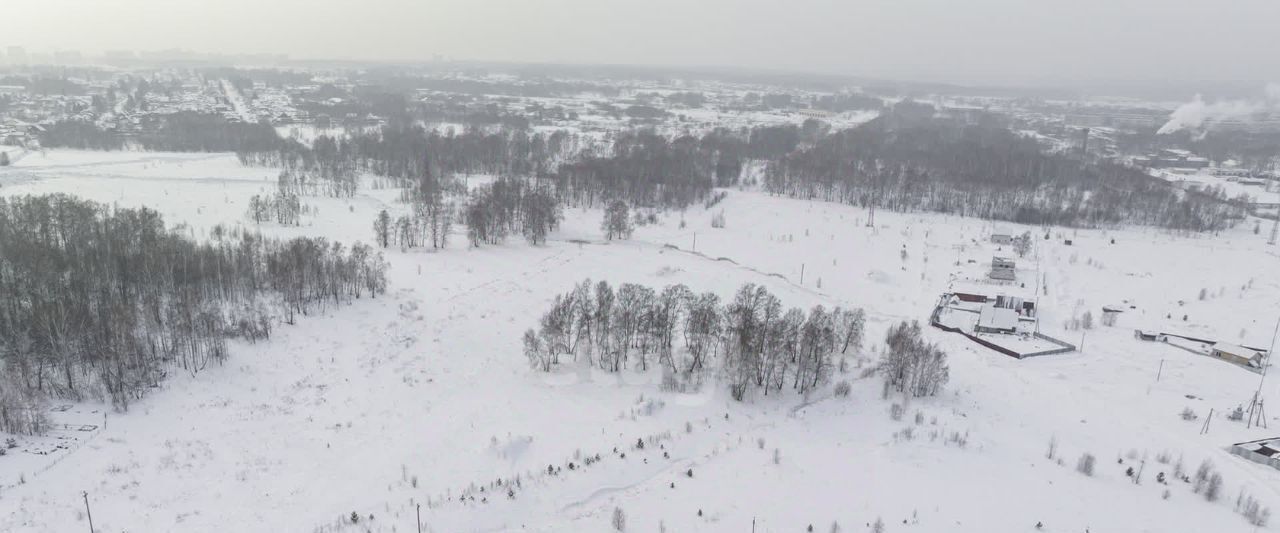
xmin=930 ymin=296 xmax=1076 ymax=359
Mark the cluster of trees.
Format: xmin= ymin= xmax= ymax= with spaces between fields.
xmin=0 ymin=195 xmax=388 ymax=430
xmin=246 ymin=190 xmax=304 ymax=226
xmin=42 ymin=113 xmax=296 ymax=153
xmin=761 ymin=104 xmax=1244 ymax=232
xmin=601 ymin=201 xmax=633 ymax=240
xmin=545 ymin=130 xmax=720 ymax=208
xmin=259 ymin=167 xmax=359 ymax=201
xmin=245 ymin=125 xmax=579 ymax=185
xmin=720 ymin=284 xmax=865 ymax=400
xmin=283 ymin=142 xmax=360 ymax=197
xmin=39 ymin=120 xmax=126 ymax=150
xmin=139 ymin=112 xmax=287 ymax=152
xmin=462 ymin=178 xmax=561 ymax=247
xmin=881 ymin=321 xmax=950 ymax=397
xmin=523 ymin=280 xmax=866 ymax=401
xmin=373 ymin=202 xmax=454 ymax=250
xmin=246 ymin=169 xmax=358 ymax=226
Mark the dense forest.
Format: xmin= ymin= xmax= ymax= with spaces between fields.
xmin=0 ymin=195 xmax=388 ymax=434
xmin=762 ymin=105 xmax=1246 ymax=231
xmin=42 ymin=112 xmax=294 ymax=153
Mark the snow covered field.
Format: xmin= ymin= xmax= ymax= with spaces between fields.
xmin=1 ymin=150 xmax=1279 ymax=532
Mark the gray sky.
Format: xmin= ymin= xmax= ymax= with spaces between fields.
xmin=9 ymin=0 xmax=1280 ymax=85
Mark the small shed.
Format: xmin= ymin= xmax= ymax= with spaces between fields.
xmin=991 ymin=234 xmax=1013 ymax=245
xmin=1134 ymin=330 xmax=1161 ymax=342
xmin=1211 ymin=343 xmax=1265 ymax=368
xmin=1230 ymin=437 xmax=1280 ymax=471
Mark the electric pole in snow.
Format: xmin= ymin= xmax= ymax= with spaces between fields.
xmin=82 ymin=491 xmax=95 ymax=533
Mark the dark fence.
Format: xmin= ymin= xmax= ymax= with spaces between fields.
xmin=930 ymin=300 xmax=1076 ymax=359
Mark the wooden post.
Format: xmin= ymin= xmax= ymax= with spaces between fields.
xmin=1156 ymin=360 xmax=1164 ymax=382
xmin=416 ymin=503 xmax=422 ymax=533
xmin=799 ymin=264 xmax=805 ymax=285
xmin=692 ymin=232 xmax=697 ymax=252
xmin=83 ymin=491 xmax=95 ymax=533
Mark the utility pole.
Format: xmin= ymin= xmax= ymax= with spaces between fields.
xmin=82 ymin=491 xmax=95 ymax=533
xmin=799 ymin=263 xmax=805 ymax=285
xmin=1250 ymin=315 xmax=1279 ymax=429
xmin=416 ymin=503 xmax=422 ymax=533
xmin=692 ymin=232 xmax=697 ymax=253
xmin=1156 ymin=359 xmax=1165 ymax=382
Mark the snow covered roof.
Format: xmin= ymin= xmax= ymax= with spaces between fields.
xmin=1234 ymin=437 xmax=1280 ymax=456
xmin=1213 ymin=343 xmax=1263 ymax=358
xmin=978 ymin=304 xmax=1018 ymax=331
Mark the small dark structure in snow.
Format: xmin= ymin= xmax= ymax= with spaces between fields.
xmin=989 ymin=256 xmax=1016 ymax=281
xmin=991 ymin=234 xmax=1013 ymax=245
xmin=1133 ymin=330 xmax=1163 ymax=342
xmin=1101 ymin=306 xmax=1124 ymax=326
xmin=1230 ymin=437 xmax=1280 ymax=471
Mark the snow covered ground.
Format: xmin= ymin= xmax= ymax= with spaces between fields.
xmin=1152 ymin=168 xmax=1280 ymax=206
xmin=1 ymin=150 xmax=1279 ymax=532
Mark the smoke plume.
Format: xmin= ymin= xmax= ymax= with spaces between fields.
xmin=1157 ymin=83 xmax=1280 ymax=135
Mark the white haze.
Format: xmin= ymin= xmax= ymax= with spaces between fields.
xmin=5 ymin=0 xmax=1280 ymax=85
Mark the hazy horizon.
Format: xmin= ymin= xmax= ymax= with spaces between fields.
xmin=6 ymin=0 xmax=1280 ymax=87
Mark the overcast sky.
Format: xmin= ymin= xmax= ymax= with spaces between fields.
xmin=8 ymin=0 xmax=1279 ymax=85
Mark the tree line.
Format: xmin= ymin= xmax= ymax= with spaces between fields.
xmin=761 ymin=103 xmax=1245 ymax=232
xmin=243 ymin=125 xmax=580 ymax=184
xmin=42 ymin=112 xmax=296 ymax=153
xmin=522 ymin=280 xmax=881 ymax=400
xmin=44 ymin=93 xmax=1240 ymax=235
xmin=0 ymin=194 xmax=388 ymax=432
